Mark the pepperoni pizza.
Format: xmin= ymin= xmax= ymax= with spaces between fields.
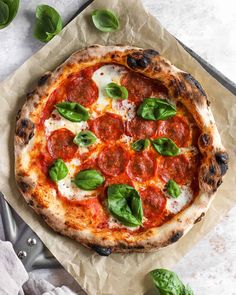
xmin=15 ymin=45 xmax=228 ymax=255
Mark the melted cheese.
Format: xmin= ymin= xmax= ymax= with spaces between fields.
xmin=44 ymin=111 xmax=88 ymax=135
xmin=91 ymin=64 xmax=136 ymax=120
xmin=57 ymin=159 xmax=97 ymax=200
xmin=166 ymin=185 xmax=193 ymax=214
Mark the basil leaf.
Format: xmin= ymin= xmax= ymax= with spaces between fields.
xmin=150 ymin=269 xmax=185 ymax=295
xmin=34 ymin=4 xmax=63 ymax=42
xmin=183 ymin=285 xmax=194 ymax=295
xmin=49 ymin=159 xmax=68 ymax=183
xmin=152 ymin=137 xmax=180 ymax=156
xmin=73 ymin=131 xmax=96 ymax=147
xmin=74 ymin=169 xmax=104 ymax=190
xmin=132 ymin=139 xmax=149 ymax=152
xmin=0 ymin=0 xmax=19 ymax=29
xmin=105 ymin=82 xmax=128 ymax=100
xmin=107 ymin=184 xmax=143 ymax=227
xmin=137 ymin=98 xmax=176 ymax=121
xmin=56 ymin=102 xmax=90 ymax=122
xmin=92 ymin=9 xmax=119 ymax=32
xmin=166 ymin=180 xmax=181 ymax=198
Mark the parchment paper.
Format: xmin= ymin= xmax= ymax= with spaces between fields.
xmin=0 ymin=0 xmax=235 ymax=294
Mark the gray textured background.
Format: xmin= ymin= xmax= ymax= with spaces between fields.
xmin=0 ymin=0 xmax=236 ymax=294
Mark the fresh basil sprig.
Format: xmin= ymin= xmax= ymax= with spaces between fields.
xmin=132 ymin=139 xmax=149 ymax=152
xmin=0 ymin=0 xmax=19 ymax=29
xmin=56 ymin=102 xmax=90 ymax=122
xmin=74 ymin=169 xmax=104 ymax=190
xmin=137 ymin=98 xmax=176 ymax=121
xmin=107 ymin=184 xmax=143 ymax=227
xmin=34 ymin=4 xmax=63 ymax=42
xmin=105 ymin=82 xmax=128 ymax=100
xmin=166 ymin=180 xmax=181 ymax=198
xmin=73 ymin=131 xmax=97 ymax=147
xmin=150 ymin=269 xmax=195 ymax=295
xmin=49 ymin=159 xmax=68 ymax=183
xmin=152 ymin=137 xmax=180 ymax=156
xmin=92 ymin=9 xmax=119 ymax=32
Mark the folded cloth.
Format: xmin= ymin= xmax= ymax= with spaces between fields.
xmin=0 ymin=240 xmax=78 ymax=295
xmin=0 ymin=241 xmax=28 ymax=295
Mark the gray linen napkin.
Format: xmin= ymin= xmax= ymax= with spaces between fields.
xmin=0 ymin=240 xmax=78 ymax=295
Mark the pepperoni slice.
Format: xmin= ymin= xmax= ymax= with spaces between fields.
xmin=65 ymin=74 xmax=98 ymax=107
xmin=126 ymin=117 xmax=157 ymax=138
xmin=91 ymin=113 xmax=124 ymax=142
xmin=98 ymin=145 xmax=128 ymax=176
xmin=157 ymin=116 xmax=190 ymax=147
xmin=127 ymin=152 xmax=156 ymax=182
xmin=140 ymin=186 xmax=167 ymax=228
xmin=120 ymin=71 xmax=168 ymax=103
xmin=47 ymin=128 xmax=77 ymax=160
xmin=158 ymin=154 xmax=190 ymax=185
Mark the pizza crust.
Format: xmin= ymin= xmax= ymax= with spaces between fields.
xmin=15 ymin=45 xmax=228 ymax=254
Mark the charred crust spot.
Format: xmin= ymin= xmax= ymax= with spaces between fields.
xmin=169 ymin=231 xmax=183 ymax=243
xmin=169 ymin=75 xmax=187 ymax=98
xmin=143 ymin=49 xmax=159 ymax=57
xmin=199 ymin=133 xmax=212 ymax=147
xmin=38 ymin=73 xmax=51 ymax=86
xmin=91 ymin=245 xmax=112 ymax=256
xmin=217 ymin=179 xmax=223 ymax=187
xmin=18 ymin=180 xmax=30 ymax=193
xmin=215 ymin=152 xmax=229 ymax=176
xmin=194 ymin=212 xmax=205 ymax=224
xmin=127 ymin=51 xmax=150 ymax=70
xmin=183 ymin=73 xmax=206 ymax=97
xmin=27 ymin=200 xmax=34 ymax=206
xmin=16 ymin=118 xmax=35 ymax=144
xmin=209 ymin=165 xmax=216 ymax=175
xmin=39 ymin=213 xmax=47 ymax=221
xmin=16 ymin=108 xmax=22 ymax=121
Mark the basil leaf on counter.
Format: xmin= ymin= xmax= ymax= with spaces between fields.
xmin=74 ymin=169 xmax=104 ymax=190
xmin=49 ymin=159 xmax=68 ymax=183
xmin=73 ymin=131 xmax=97 ymax=147
xmin=150 ymin=269 xmax=185 ymax=295
xmin=0 ymin=0 xmax=19 ymax=29
xmin=105 ymin=82 xmax=128 ymax=100
xmin=107 ymin=184 xmax=143 ymax=227
xmin=166 ymin=180 xmax=181 ymax=198
xmin=56 ymin=102 xmax=90 ymax=122
xmin=34 ymin=4 xmax=63 ymax=42
xmin=132 ymin=139 xmax=149 ymax=152
xmin=92 ymin=9 xmax=119 ymax=32
xmin=152 ymin=137 xmax=180 ymax=156
xmin=183 ymin=285 xmax=195 ymax=295
xmin=137 ymin=98 xmax=176 ymax=120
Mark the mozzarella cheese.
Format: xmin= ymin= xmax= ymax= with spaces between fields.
xmin=57 ymin=159 xmax=97 ymax=200
xmin=166 ymin=185 xmax=193 ymax=214
xmin=44 ymin=111 xmax=88 ymax=135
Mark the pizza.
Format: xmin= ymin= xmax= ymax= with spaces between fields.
xmin=15 ymin=45 xmax=228 ymax=255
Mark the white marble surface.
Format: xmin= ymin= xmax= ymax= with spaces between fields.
xmin=0 ymin=0 xmax=236 ymax=294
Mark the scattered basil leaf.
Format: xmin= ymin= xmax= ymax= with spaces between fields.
xmin=132 ymin=139 xmax=149 ymax=152
xmin=56 ymin=102 xmax=90 ymax=122
xmin=166 ymin=180 xmax=181 ymax=198
xmin=92 ymin=9 xmax=119 ymax=32
xmin=105 ymin=82 xmax=128 ymax=100
xmin=73 ymin=131 xmax=97 ymax=147
xmin=74 ymin=169 xmax=104 ymax=190
xmin=0 ymin=0 xmax=19 ymax=30
xmin=183 ymin=285 xmax=195 ymax=295
xmin=150 ymin=269 xmax=185 ymax=295
xmin=34 ymin=4 xmax=63 ymax=42
xmin=152 ymin=137 xmax=180 ymax=156
xmin=137 ymin=98 xmax=176 ymax=121
xmin=49 ymin=159 xmax=68 ymax=183
xmin=107 ymin=184 xmax=143 ymax=227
